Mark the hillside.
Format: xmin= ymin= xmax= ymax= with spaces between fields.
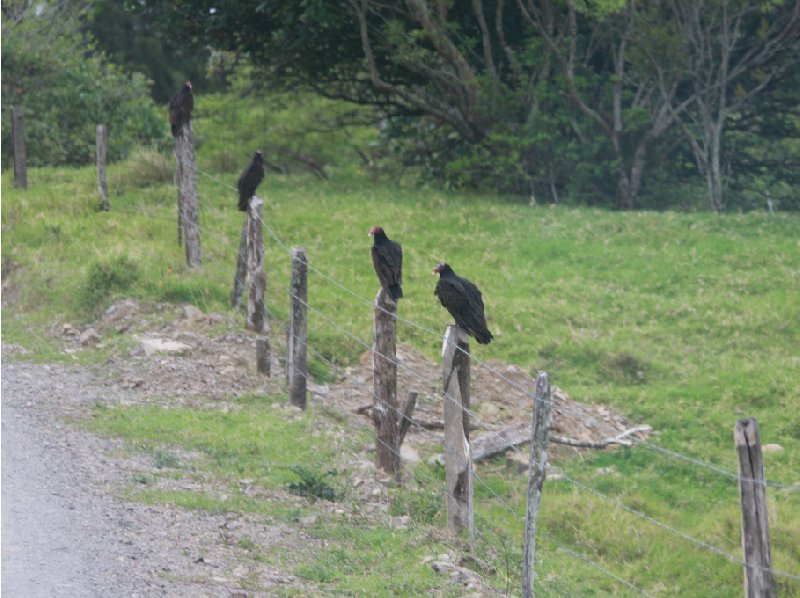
xmin=2 ymin=128 xmax=799 ymax=594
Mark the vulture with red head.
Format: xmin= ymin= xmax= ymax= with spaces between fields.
xmin=369 ymin=226 xmax=403 ymax=301
xmin=433 ymin=262 xmax=493 ymax=344
xmin=237 ymin=151 xmax=265 ymax=211
xmin=168 ymin=81 xmax=193 ymax=136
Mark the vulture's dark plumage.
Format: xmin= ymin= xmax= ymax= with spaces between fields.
xmin=370 ymin=226 xmax=403 ymax=301
xmin=433 ymin=263 xmax=493 ymax=344
xmin=168 ymin=81 xmax=193 ymax=136
xmin=237 ymin=151 xmax=265 ymax=211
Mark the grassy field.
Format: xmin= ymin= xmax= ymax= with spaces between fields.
xmin=3 ymin=100 xmax=799 ymax=595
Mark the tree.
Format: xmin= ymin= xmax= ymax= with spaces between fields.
xmin=1 ymin=0 xmax=164 ymax=167
xmin=657 ymin=0 xmax=800 ymax=212
xmin=89 ymin=0 xmax=213 ymax=103
xmin=137 ymin=0 xmax=800 ymax=210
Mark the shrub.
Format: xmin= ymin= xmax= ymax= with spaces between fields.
xmin=81 ymin=256 xmax=140 ymax=310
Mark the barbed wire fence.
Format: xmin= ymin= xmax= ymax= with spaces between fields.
xmin=92 ymin=141 xmax=800 ymax=595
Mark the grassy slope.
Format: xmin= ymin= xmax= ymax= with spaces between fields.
xmin=2 ymin=96 xmax=799 ymax=595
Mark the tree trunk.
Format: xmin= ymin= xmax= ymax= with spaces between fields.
xmin=709 ymin=124 xmax=725 ymax=212
xmin=11 ymin=107 xmax=27 ymax=190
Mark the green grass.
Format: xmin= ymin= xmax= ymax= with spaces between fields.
xmin=3 ymin=102 xmax=800 ymax=595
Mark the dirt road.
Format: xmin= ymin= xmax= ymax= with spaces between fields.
xmin=1 ymin=359 xmax=303 ymax=597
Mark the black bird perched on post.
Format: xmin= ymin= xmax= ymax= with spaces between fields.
xmin=237 ymin=151 xmax=265 ymax=212
xmin=369 ymin=226 xmax=403 ymax=301
xmin=168 ymin=80 xmax=193 ymax=136
xmin=433 ymin=262 xmax=493 ymax=344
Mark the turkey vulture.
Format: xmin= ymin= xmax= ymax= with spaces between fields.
xmin=168 ymin=81 xmax=193 ymax=136
xmin=237 ymin=151 xmax=265 ymax=212
xmin=369 ymin=226 xmax=403 ymax=301
xmin=433 ymin=263 xmax=493 ymax=344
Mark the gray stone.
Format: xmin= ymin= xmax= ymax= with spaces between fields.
xmin=139 ymin=337 xmax=192 ymax=357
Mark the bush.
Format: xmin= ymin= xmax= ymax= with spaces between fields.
xmin=81 ymin=256 xmax=140 ymax=310
xmin=1 ymin=6 xmax=166 ymax=168
xmin=114 ymin=146 xmax=174 ymax=192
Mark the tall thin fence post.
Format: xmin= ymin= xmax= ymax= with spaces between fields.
xmin=442 ymin=325 xmax=473 ymax=540
xmin=174 ymin=124 xmax=201 ymax=266
xmin=12 ymin=107 xmax=27 ymax=189
xmin=287 ymin=247 xmax=308 ymax=409
xmin=96 ymin=124 xmax=109 ymax=211
xmin=734 ymin=418 xmax=776 ymax=598
xmin=373 ymin=287 xmax=400 ymax=476
xmin=523 ymin=371 xmax=552 ymax=598
xmin=246 ymin=196 xmax=270 ymax=376
xmin=231 ymin=220 xmax=248 ymax=308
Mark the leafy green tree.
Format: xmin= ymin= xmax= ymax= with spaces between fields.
xmin=88 ymin=0 xmax=213 ymax=103
xmin=129 ymin=0 xmax=800 ymax=210
xmin=1 ymin=0 xmax=164 ymax=167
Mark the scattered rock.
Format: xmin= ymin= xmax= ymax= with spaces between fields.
xmin=2 ymin=343 xmax=30 ymax=355
xmin=80 ymin=328 xmax=101 ymax=347
xmin=400 ymin=444 xmax=420 ymax=463
xmin=307 ymin=383 xmax=330 ymax=397
xmin=297 ymin=516 xmax=318 ymax=527
xmin=181 ymin=305 xmax=206 ymax=322
xmin=62 ymin=323 xmax=79 ymax=336
xmin=139 ymin=337 xmax=192 ymax=357
xmin=102 ymin=299 xmax=140 ymax=325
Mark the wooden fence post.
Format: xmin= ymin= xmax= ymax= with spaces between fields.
xmin=287 ymin=247 xmax=308 ymax=409
xmin=246 ymin=196 xmax=270 ymax=376
xmin=96 ymin=124 xmax=109 ymax=211
xmin=12 ymin=107 xmax=27 ymax=189
xmin=442 ymin=325 xmax=473 ymax=540
xmin=231 ymin=220 xmax=248 ymax=308
xmin=523 ymin=371 xmax=552 ymax=598
xmin=373 ymin=287 xmax=400 ymax=476
xmin=735 ymin=418 xmax=777 ymax=598
xmin=174 ymin=124 xmax=201 ymax=267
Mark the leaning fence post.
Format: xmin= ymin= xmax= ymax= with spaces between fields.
xmin=287 ymin=247 xmax=308 ymax=409
xmin=523 ymin=371 xmax=552 ymax=598
xmin=442 ymin=325 xmax=473 ymax=540
xmin=231 ymin=220 xmax=248 ymax=308
xmin=174 ymin=124 xmax=201 ymax=266
xmin=96 ymin=124 xmax=109 ymax=211
xmin=246 ymin=196 xmax=270 ymax=376
xmin=12 ymin=107 xmax=27 ymax=189
xmin=734 ymin=418 xmax=776 ymax=598
xmin=373 ymin=287 xmax=400 ymax=476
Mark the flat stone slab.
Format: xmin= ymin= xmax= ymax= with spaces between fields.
xmin=139 ymin=337 xmax=192 ymax=357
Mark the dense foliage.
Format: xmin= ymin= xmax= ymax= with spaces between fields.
xmin=88 ymin=0 xmax=216 ymax=103
xmin=136 ymin=0 xmax=800 ymax=211
xmin=1 ymin=1 xmax=164 ymax=167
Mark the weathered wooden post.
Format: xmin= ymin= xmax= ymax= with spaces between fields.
xmin=287 ymin=247 xmax=308 ymax=409
xmin=96 ymin=124 xmax=109 ymax=211
xmin=175 ymin=148 xmax=184 ymax=246
xmin=174 ymin=124 xmax=201 ymax=266
xmin=734 ymin=418 xmax=777 ymax=598
xmin=12 ymin=107 xmax=27 ymax=189
xmin=397 ymin=391 xmax=418 ymax=447
xmin=373 ymin=287 xmax=400 ymax=476
xmin=246 ymin=196 xmax=270 ymax=376
xmin=442 ymin=325 xmax=473 ymax=540
xmin=523 ymin=371 xmax=552 ymax=598
xmin=231 ymin=220 xmax=249 ymax=308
